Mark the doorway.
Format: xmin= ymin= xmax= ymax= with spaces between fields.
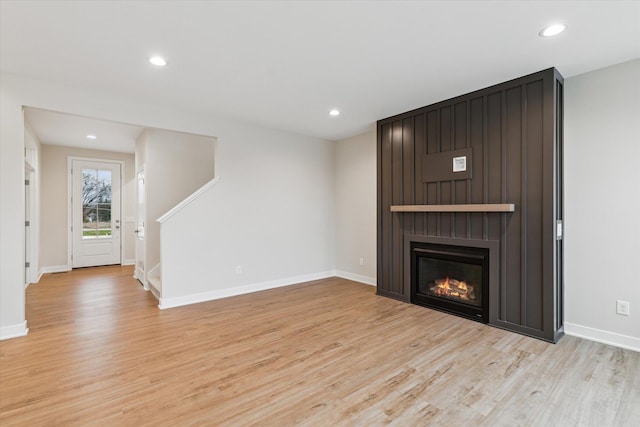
xmin=70 ymin=158 xmax=123 ymax=268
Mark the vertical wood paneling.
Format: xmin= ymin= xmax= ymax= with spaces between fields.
xmin=520 ymin=83 xmax=529 ymax=327
xmin=440 ymin=107 xmax=451 ymax=236
xmin=426 ymin=111 xmax=438 ymax=235
xmin=482 ymin=96 xmax=489 ymax=240
xmin=465 ymin=101 xmax=472 ymax=238
xmin=486 ymin=92 xmax=502 ymax=238
xmin=487 ymin=92 xmax=505 ymax=320
xmin=555 ymin=77 xmax=565 ymax=332
xmin=505 ymin=86 xmax=522 ymax=325
xmin=403 ymin=117 xmax=415 ymax=236
xmin=499 ymin=90 xmax=508 ymax=322
xmin=470 ymin=97 xmax=484 ymax=240
xmin=454 ymin=101 xmax=468 ymax=238
xmin=379 ymin=123 xmax=393 ymax=296
xmin=377 ymin=68 xmax=563 ymax=342
xmin=414 ymin=113 xmax=426 ymax=236
xmin=525 ymin=80 xmax=544 ymax=330
xmin=392 ymin=121 xmax=404 ymax=295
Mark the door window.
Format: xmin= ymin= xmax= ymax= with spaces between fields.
xmin=82 ymin=168 xmax=112 ymax=239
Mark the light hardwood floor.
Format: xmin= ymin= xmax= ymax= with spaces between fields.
xmin=1 ymin=266 xmax=638 ymax=426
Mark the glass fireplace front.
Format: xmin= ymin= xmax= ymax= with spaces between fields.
xmin=411 ymin=242 xmax=489 ymax=323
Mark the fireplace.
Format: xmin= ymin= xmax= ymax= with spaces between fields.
xmin=410 ymin=241 xmax=489 ymax=323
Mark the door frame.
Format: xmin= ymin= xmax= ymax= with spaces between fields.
xmin=24 ymin=161 xmax=36 ymax=286
xmin=134 ymin=168 xmax=147 ymax=289
xmin=67 ymin=156 xmax=125 ymax=270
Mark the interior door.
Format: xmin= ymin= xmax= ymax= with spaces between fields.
xmin=72 ymin=160 xmax=121 ymax=268
xmin=135 ymin=170 xmax=145 ymax=284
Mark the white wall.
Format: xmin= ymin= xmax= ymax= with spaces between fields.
xmin=334 ymin=128 xmax=377 ymax=285
xmin=564 ymin=59 xmax=640 ymax=350
xmin=39 ymin=145 xmax=136 ymax=270
xmin=0 ymin=72 xmax=335 ymax=338
xmin=160 ymin=128 xmax=335 ymax=305
xmin=0 ymin=82 xmax=28 ymax=338
xmin=142 ymin=128 xmax=216 ymax=286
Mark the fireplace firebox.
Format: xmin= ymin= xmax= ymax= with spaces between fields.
xmin=411 ymin=242 xmax=489 ymax=323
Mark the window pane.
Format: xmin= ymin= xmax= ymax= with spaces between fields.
xmin=97 ymin=203 xmax=112 ymax=238
xmin=82 ymin=205 xmax=97 ymax=238
xmin=82 ymin=168 xmax=112 ymax=239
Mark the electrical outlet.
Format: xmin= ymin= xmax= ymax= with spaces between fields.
xmin=235 ymin=265 xmax=242 ymax=275
xmin=616 ymin=300 xmax=630 ymax=316
xmin=359 ymin=257 xmax=365 ymax=266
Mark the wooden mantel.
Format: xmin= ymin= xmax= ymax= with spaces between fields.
xmin=390 ymin=204 xmax=515 ymax=213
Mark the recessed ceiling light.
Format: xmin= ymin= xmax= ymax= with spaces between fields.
xmin=329 ymin=109 xmax=340 ymax=116
xmin=86 ymin=134 xmax=97 ymax=140
xmin=539 ymin=24 xmax=566 ymax=38
xmin=148 ymin=56 xmax=167 ymax=66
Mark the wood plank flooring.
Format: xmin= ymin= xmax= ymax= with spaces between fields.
xmin=1 ymin=266 xmax=638 ymax=426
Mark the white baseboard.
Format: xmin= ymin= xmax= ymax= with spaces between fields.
xmin=335 ymin=270 xmax=377 ymax=287
xmin=149 ymin=284 xmax=160 ymax=301
xmin=40 ymin=265 xmax=70 ymax=275
xmin=0 ymin=321 xmax=29 ymax=340
xmin=159 ymin=270 xmax=336 ymax=310
xmin=564 ymin=322 xmax=640 ymax=353
xmin=122 ymin=259 xmax=136 ymax=266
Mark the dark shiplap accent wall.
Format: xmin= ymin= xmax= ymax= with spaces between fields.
xmin=377 ymin=68 xmax=564 ymax=343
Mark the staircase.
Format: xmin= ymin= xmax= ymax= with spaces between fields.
xmin=146 ymin=262 xmax=162 ymax=300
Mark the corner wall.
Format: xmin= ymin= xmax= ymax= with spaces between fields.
xmin=564 ymin=59 xmax=640 ymax=350
xmin=334 ymin=128 xmax=377 ymax=285
xmin=159 ymin=131 xmax=335 ymax=304
xmin=0 ymin=84 xmax=28 ymax=339
xmin=142 ymin=128 xmax=216 ymax=287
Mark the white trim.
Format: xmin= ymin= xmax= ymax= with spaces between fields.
xmin=149 ymin=283 xmax=161 ymax=301
xmin=0 ymin=321 xmax=29 ymax=340
xmin=564 ymin=322 xmax=640 ymax=353
xmin=133 ymin=273 xmax=148 ymax=290
xmin=335 ymin=270 xmax=377 ymax=287
xmin=158 ymin=270 xmax=335 ymax=309
xmin=25 ymin=158 xmax=36 ymax=173
xmin=157 ymin=177 xmax=220 ymax=223
xmin=24 ymin=162 xmax=39 ymax=285
xmin=67 ymin=156 xmax=125 ymax=269
xmin=135 ymin=168 xmax=145 ymax=289
xmin=123 ymin=258 xmax=135 ymax=266
xmin=147 ymin=263 xmax=161 ymax=279
xmin=40 ymin=265 xmax=71 ymax=274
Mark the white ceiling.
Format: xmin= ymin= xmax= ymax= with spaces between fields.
xmin=24 ymin=108 xmax=144 ymax=153
xmin=2 ymin=1 xmax=640 ymax=148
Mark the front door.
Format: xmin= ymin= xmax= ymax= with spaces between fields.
xmin=72 ymin=160 xmax=121 ymax=268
